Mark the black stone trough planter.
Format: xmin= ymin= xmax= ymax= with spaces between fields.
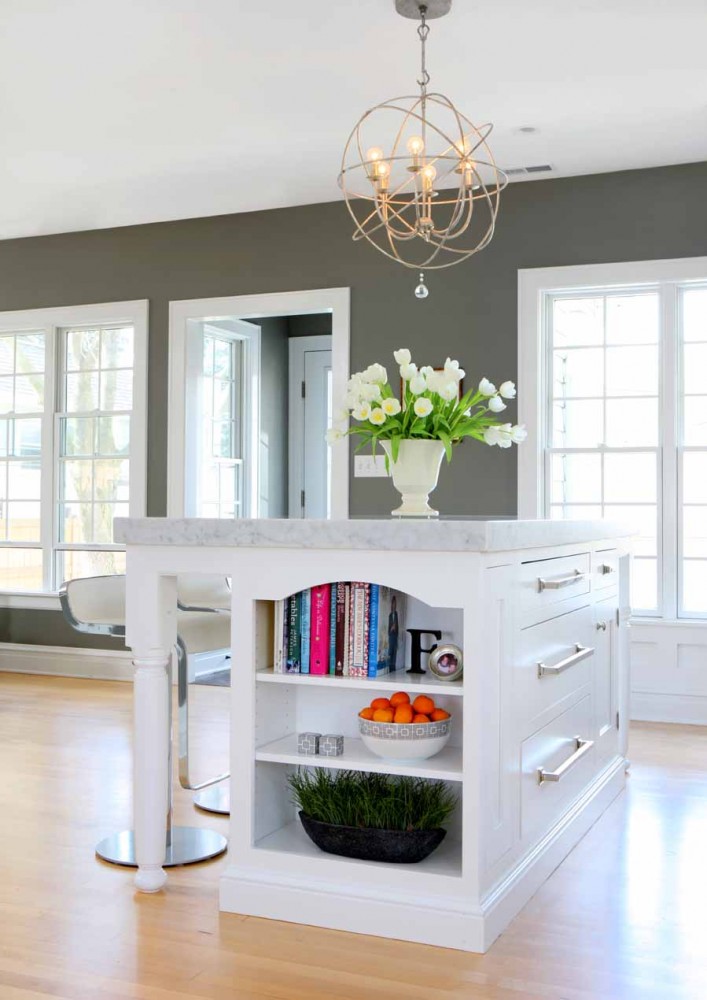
xmin=299 ymin=811 xmax=446 ymax=864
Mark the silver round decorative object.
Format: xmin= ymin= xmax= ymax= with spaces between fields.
xmin=414 ymin=273 xmax=429 ymax=298
xmin=428 ymin=642 xmax=463 ymax=681
xmin=338 ymin=2 xmax=507 ymax=275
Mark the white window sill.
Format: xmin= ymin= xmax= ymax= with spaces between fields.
xmin=630 ymin=616 xmax=707 ymax=628
xmin=0 ymin=592 xmax=62 ymax=611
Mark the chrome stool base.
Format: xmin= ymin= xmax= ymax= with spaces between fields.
xmin=96 ymin=826 xmax=227 ymax=867
xmin=193 ymin=781 xmax=230 ymax=815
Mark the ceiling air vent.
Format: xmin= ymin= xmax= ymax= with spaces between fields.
xmin=505 ymin=164 xmax=553 ymax=177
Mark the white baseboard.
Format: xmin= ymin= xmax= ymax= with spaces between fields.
xmin=0 ymin=642 xmax=133 ymax=682
xmin=631 ymin=691 xmax=707 ymax=725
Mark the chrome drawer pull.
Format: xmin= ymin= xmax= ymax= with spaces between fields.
xmin=537 ymin=737 xmax=594 ymax=784
xmin=599 ymin=563 xmax=615 ymax=575
xmin=537 ymin=569 xmax=584 ymax=591
xmin=537 ymin=643 xmax=594 ymax=678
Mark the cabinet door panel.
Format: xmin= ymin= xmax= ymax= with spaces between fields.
xmin=593 ymin=593 xmax=620 ymax=766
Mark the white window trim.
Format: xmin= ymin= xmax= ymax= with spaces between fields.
xmin=0 ymin=300 xmax=148 ymax=610
xmin=518 ymin=256 xmax=707 ymax=625
xmin=168 ymin=288 xmax=350 ymax=519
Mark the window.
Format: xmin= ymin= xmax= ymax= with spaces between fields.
xmin=519 ymin=258 xmax=707 ymax=621
xmin=0 ymin=302 xmax=147 ymax=597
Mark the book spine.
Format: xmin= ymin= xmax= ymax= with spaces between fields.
xmin=335 ymin=583 xmax=347 ymax=676
xmin=310 ymin=584 xmax=331 ymax=675
xmin=273 ymin=600 xmax=283 ymax=673
xmin=328 ymin=583 xmax=337 ymax=675
xmin=285 ymin=593 xmax=301 ymax=673
xmin=300 ymin=589 xmax=311 ymax=674
xmin=367 ymin=584 xmax=379 ymax=677
xmin=343 ymin=584 xmax=351 ymax=676
xmin=350 ymin=582 xmax=368 ymax=678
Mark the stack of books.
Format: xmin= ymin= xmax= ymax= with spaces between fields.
xmin=273 ymin=584 xmax=406 ymax=678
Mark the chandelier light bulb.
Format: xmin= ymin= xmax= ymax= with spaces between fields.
xmin=406 ymin=135 xmax=425 ymax=155
xmin=421 ymin=163 xmax=437 ymax=190
xmin=367 ymin=146 xmax=384 ymax=162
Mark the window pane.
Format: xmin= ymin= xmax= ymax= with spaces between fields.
xmin=101 ymin=327 xmax=133 ymax=369
xmin=59 ymin=503 xmax=93 ymax=543
xmin=606 ymin=294 xmax=659 ymax=344
xmin=6 ymin=502 xmax=41 ymax=541
xmin=0 ymin=339 xmax=14 ymax=374
xmin=60 ymin=460 xmax=94 ymax=502
xmin=682 ymin=288 xmax=707 ymax=342
xmin=0 ymin=547 xmax=43 ymax=591
xmin=606 ymin=346 xmax=658 ymax=396
xmin=683 ymin=453 xmax=707 ymax=503
xmin=63 ymin=417 xmax=95 ymax=457
xmin=551 ymin=453 xmax=602 ymax=503
xmin=213 ymin=339 xmax=233 ymax=378
xmin=683 ymin=507 xmax=707 ymax=558
xmin=553 ymin=400 xmax=603 ymax=448
xmin=11 ymin=419 xmax=41 ymax=457
xmin=94 ymin=460 xmax=130 ymax=502
xmin=93 ymin=502 xmax=129 ymax=543
xmin=203 ymin=336 xmax=214 ymax=376
xmin=0 ymin=422 xmax=7 ymax=457
xmin=58 ymin=549 xmax=125 ymax=584
xmin=553 ymin=348 xmax=603 ymax=398
xmin=632 ymin=558 xmax=658 ymax=611
xmin=214 ymin=421 xmax=233 ymax=458
xmin=66 ymin=372 xmax=98 ymax=412
xmin=14 ymin=375 xmax=43 ymax=413
xmin=684 ymin=344 xmax=707 ymax=395
xmin=7 ymin=461 xmax=41 ymax=500
xmin=604 ymin=452 xmax=656 ymax=503
xmin=605 ymin=398 xmax=658 ymax=447
xmin=553 ymin=297 xmax=603 ymax=346
xmin=683 ymin=397 xmax=707 ymax=446
xmin=65 ymin=329 xmax=99 ymax=371
xmin=0 ymin=377 xmax=12 ymax=413
xmin=98 ymin=415 xmax=130 ymax=455
xmin=214 ymin=381 xmax=233 ymax=421
xmin=604 ymin=504 xmax=657 ymax=556
xmin=550 ymin=504 xmax=602 ymax=520
xmin=682 ymin=561 xmax=707 ymax=614
xmin=100 ymin=369 xmax=132 ymax=411
xmin=15 ymin=334 xmax=45 ymax=373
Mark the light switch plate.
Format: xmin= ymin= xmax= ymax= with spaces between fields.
xmin=354 ymin=454 xmax=389 ymax=478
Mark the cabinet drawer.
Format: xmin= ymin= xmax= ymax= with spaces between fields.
xmin=516 ymin=605 xmax=594 ymax=727
xmin=520 ymin=552 xmax=591 ymax=624
xmin=520 ymin=693 xmax=595 ymax=842
xmin=592 ymin=549 xmax=619 ymax=591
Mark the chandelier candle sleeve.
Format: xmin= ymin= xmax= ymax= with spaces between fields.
xmin=338 ymin=0 xmax=508 ymax=285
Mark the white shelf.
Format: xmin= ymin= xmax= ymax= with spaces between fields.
xmin=255 ymin=819 xmax=462 ymax=878
xmin=255 ymin=733 xmax=463 ymax=782
xmin=256 ymin=668 xmax=464 ymax=697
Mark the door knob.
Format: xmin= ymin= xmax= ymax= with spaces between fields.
xmin=596 ymin=621 xmax=607 ymax=631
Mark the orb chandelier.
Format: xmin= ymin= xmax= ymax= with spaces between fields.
xmin=338 ymin=0 xmax=507 ymax=298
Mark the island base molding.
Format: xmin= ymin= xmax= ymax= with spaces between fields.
xmin=220 ymin=760 xmax=625 ymax=953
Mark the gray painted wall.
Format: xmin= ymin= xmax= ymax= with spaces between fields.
xmin=1 ymin=160 xmax=707 ymax=645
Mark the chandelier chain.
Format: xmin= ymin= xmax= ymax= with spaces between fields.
xmin=416 ymin=5 xmax=430 ymax=92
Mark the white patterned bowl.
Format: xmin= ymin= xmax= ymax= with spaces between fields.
xmin=358 ymin=716 xmax=452 ymax=761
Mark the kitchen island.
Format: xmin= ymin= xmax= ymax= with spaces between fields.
xmin=115 ymin=517 xmax=631 ymax=952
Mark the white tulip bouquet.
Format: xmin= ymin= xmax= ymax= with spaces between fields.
xmin=327 ymin=349 xmax=527 ymax=462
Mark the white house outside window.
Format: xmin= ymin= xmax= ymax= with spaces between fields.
xmin=519 ymin=258 xmax=707 ymax=621
xmin=0 ymin=301 xmax=147 ymax=600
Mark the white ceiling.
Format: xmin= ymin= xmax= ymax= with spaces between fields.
xmin=1 ymin=0 xmax=706 ymax=240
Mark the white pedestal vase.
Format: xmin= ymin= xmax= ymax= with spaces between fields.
xmin=381 ymin=439 xmax=446 ymax=517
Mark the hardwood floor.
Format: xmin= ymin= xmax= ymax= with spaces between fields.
xmin=2 ymin=672 xmax=707 ymax=1000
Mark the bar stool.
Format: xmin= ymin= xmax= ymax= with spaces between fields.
xmin=59 ymin=573 xmax=230 ymax=867
xmin=176 ymin=576 xmax=231 ymax=816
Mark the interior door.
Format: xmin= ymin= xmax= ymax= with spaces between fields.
xmin=289 ymin=335 xmax=332 ymax=518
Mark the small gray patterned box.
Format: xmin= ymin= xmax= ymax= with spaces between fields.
xmin=297 ymin=732 xmax=321 ymax=755
xmin=319 ymin=734 xmax=344 ymax=757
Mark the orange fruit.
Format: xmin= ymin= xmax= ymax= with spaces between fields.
xmin=373 ymin=708 xmax=394 ymax=723
xmin=412 ymin=695 xmax=435 ymax=716
xmin=393 ymin=704 xmax=414 ymax=724
xmin=371 ymin=697 xmax=392 ymax=712
xmin=389 ymin=691 xmax=411 ymax=707
xmin=430 ymin=708 xmax=450 ymax=721
xmin=413 ymin=713 xmax=431 ymax=723
xmin=359 ymin=707 xmax=375 ymax=720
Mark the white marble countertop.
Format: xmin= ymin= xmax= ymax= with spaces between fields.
xmin=114 ymin=517 xmax=631 ymax=553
